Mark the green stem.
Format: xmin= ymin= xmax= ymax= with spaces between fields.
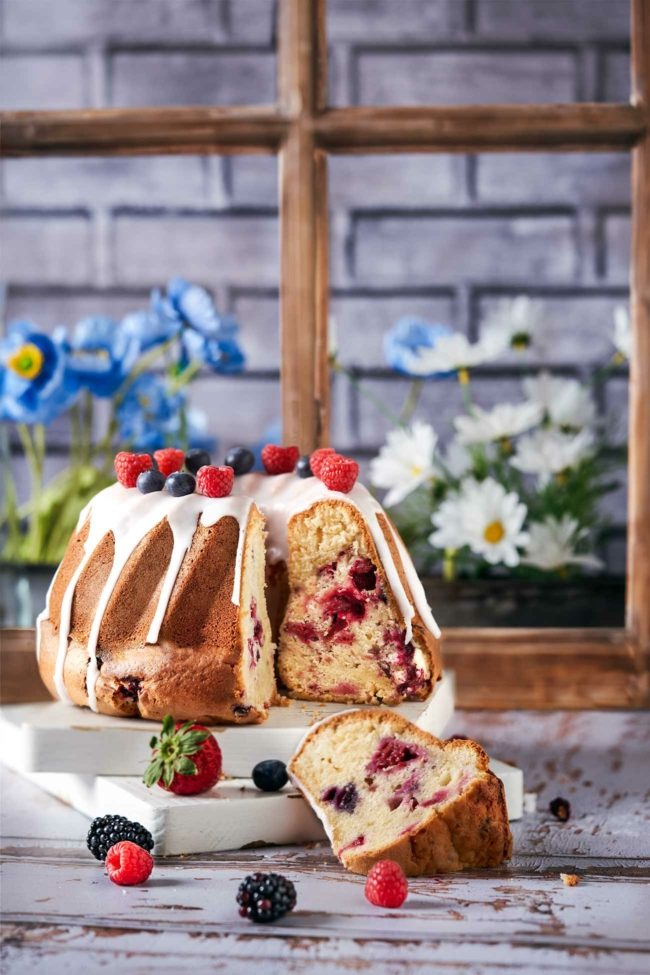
xmin=113 ymin=336 xmax=177 ymax=410
xmin=400 ymin=378 xmax=423 ymax=424
xmin=442 ymin=548 xmax=457 ymax=582
xmin=169 ymin=359 xmax=202 ymax=394
xmin=332 ymin=360 xmax=404 ymax=427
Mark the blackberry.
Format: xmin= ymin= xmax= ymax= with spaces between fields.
xmin=87 ymin=814 xmax=154 ymax=861
xmin=236 ymin=872 xmax=297 ymax=923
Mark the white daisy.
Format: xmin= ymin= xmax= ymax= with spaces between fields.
xmin=522 ymin=515 xmax=603 ymax=572
xmin=454 ymin=401 xmax=542 ymax=446
xmin=398 ymin=332 xmax=494 ymax=377
xmin=613 ymin=305 xmax=631 ymax=361
xmin=369 ymin=421 xmax=437 ymax=508
xmin=430 ymin=477 xmax=528 ymax=567
xmin=456 ymin=477 xmax=529 ymax=566
xmin=510 ymin=428 xmax=595 ymax=485
xmin=523 ymin=372 xmax=596 ymax=430
xmin=428 ymin=489 xmax=467 ymax=551
xmin=479 ymin=296 xmax=543 ymax=356
xmin=437 ymin=439 xmax=473 ymax=480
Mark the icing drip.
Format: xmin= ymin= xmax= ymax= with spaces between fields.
xmin=44 ymin=483 xmax=253 ymax=710
xmin=232 ymin=473 xmax=441 ymax=643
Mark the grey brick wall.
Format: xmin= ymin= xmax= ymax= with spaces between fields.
xmin=0 ymin=0 xmax=631 ymax=570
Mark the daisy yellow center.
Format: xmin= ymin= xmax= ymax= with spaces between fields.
xmin=7 ymin=342 xmax=44 ymax=380
xmin=484 ymin=520 xmax=505 ymax=544
xmin=410 ymin=463 xmax=423 ymax=477
xmin=457 ymin=367 xmax=470 ymax=386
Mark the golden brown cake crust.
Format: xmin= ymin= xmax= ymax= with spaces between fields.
xmin=38 ymin=508 xmax=271 ymax=724
xmin=289 ymin=709 xmax=512 ymax=876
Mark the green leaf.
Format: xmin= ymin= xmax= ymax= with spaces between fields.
xmin=161 ymin=714 xmax=175 ymax=737
xmin=162 ymin=763 xmax=175 ymax=788
xmin=149 ymin=736 xmax=159 ymax=750
xmin=175 ymin=757 xmax=197 ymax=776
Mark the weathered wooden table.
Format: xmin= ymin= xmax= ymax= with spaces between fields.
xmin=2 ymin=710 xmax=649 ymax=974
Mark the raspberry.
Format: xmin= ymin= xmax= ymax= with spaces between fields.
xmin=261 ymin=444 xmax=299 ymax=475
xmin=114 ymin=452 xmax=153 ymax=489
xmin=365 ymin=860 xmax=408 ymax=908
xmin=310 ymin=447 xmax=335 ymax=478
xmin=196 ymin=465 xmax=235 ymax=498
xmin=153 ymin=448 xmax=185 ymax=477
xmin=105 ymin=841 xmax=154 ymax=886
xmin=318 ymin=454 xmax=359 ymax=493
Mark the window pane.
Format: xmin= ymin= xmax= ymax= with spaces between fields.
xmin=1 ymin=154 xmax=280 ymax=613
xmin=327 ymin=0 xmax=630 ymax=107
xmin=0 ymin=0 xmax=276 ymax=110
xmin=328 ymin=152 xmax=630 ymax=625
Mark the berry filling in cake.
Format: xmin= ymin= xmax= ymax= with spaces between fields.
xmin=289 ymin=710 xmax=512 ymax=876
xmin=279 ymin=511 xmax=432 ymax=705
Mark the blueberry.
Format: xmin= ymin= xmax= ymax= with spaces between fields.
xmin=252 ymin=759 xmax=288 ymax=792
xmin=137 ymin=469 xmax=166 ymax=494
xmin=295 ymin=455 xmax=313 ymax=478
xmin=224 ymin=446 xmax=255 ymax=476
xmin=184 ymin=448 xmax=211 ymax=475
xmin=165 ymin=472 xmax=196 ymax=497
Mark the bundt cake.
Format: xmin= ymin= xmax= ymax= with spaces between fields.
xmin=37 ymin=484 xmax=275 ymax=724
xmin=289 ymin=710 xmax=512 ymax=876
xmin=37 ymin=447 xmax=442 ymax=722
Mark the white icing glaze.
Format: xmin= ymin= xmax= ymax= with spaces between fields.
xmin=233 ymin=473 xmax=441 ymax=643
xmin=42 ymin=483 xmax=253 ymax=710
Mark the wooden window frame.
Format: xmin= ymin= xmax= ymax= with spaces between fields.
xmin=2 ymin=0 xmax=648 ymax=708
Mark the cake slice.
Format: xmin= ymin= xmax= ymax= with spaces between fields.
xmin=277 ymin=497 xmax=440 ymax=704
xmin=289 ymin=710 xmax=512 ymax=876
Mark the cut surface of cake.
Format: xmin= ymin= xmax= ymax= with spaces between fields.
xmin=37 ymin=484 xmax=275 ymax=724
xmin=233 ymin=473 xmax=442 ymax=706
xmin=37 ymin=449 xmax=442 ymax=722
xmin=289 ymin=710 xmax=512 ymax=875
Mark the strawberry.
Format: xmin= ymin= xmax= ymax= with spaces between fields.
xmin=309 ymin=447 xmax=335 ymax=479
xmin=105 ymin=841 xmax=154 ymax=886
xmin=196 ymin=465 xmax=235 ymax=498
xmin=153 ymin=448 xmax=185 ymax=477
xmin=318 ymin=453 xmax=359 ymax=493
xmin=143 ymin=715 xmax=222 ymax=796
xmin=114 ymin=451 xmax=153 ymax=489
xmin=261 ymin=444 xmax=299 ymax=475
xmin=365 ymin=860 xmax=408 ymax=908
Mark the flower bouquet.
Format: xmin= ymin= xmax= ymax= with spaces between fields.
xmin=353 ymin=299 xmax=629 ymax=582
xmin=1 ymin=278 xmax=245 ymax=567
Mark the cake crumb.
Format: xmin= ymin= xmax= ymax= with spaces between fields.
xmin=560 ymin=873 xmax=580 ymax=887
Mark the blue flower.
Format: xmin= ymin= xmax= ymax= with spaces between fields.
xmin=65 ymin=316 xmax=140 ymax=398
xmin=384 ymin=317 xmax=453 ymax=378
xmin=0 ymin=321 xmax=79 ymax=425
xmin=116 ymin=372 xmax=183 ymax=451
xmin=121 ymin=309 xmax=180 ymax=354
xmin=151 ymin=278 xmax=246 ymax=374
xmin=182 ymin=324 xmax=245 ymax=375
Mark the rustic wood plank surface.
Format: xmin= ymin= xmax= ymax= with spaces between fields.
xmin=2 ymin=710 xmax=649 ymax=975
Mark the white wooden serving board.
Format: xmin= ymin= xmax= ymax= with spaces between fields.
xmin=0 ymin=671 xmax=455 ymax=779
xmin=18 ymin=759 xmax=523 ymax=856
